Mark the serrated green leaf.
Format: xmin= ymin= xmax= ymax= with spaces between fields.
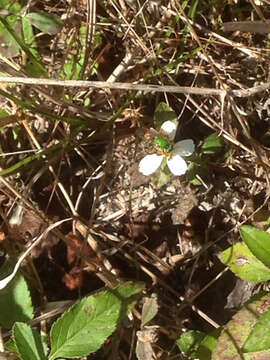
xmin=13 ymin=322 xmax=47 ymax=360
xmin=25 ymin=13 xmax=63 ymax=35
xmin=212 ymin=293 xmax=270 ymax=359
xmin=176 ymin=330 xmax=205 ymax=357
xmin=49 ymin=294 xmax=119 ymax=359
xmin=243 ymin=308 xmax=270 ymax=352
xmin=201 ymin=132 xmax=223 ymax=154
xmin=49 ymin=282 xmax=143 ymax=360
xmin=154 ymin=102 xmax=177 ymax=131
xmin=240 ymin=225 xmax=270 ymax=268
xmin=141 ymin=295 xmax=158 ymax=327
xmin=0 ymin=262 xmax=33 ymax=329
xmin=220 ymin=242 xmax=270 ymax=282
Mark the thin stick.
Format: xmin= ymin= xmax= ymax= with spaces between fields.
xmin=0 ymin=76 xmax=223 ymax=95
xmin=1 ymin=76 xmax=270 ymax=97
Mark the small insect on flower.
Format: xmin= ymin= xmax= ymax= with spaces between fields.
xmin=154 ymin=137 xmax=173 ymax=153
xmin=139 ymin=120 xmax=194 ymax=176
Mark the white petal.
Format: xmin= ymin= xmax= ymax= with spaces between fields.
xmin=173 ymin=139 xmax=194 ymax=157
xmin=139 ymin=154 xmax=164 ymax=176
xmin=161 ymin=121 xmax=176 ymax=140
xmin=167 ymin=154 xmax=188 ymax=175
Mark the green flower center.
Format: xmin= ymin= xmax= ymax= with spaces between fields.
xmin=155 ymin=136 xmax=173 ymax=153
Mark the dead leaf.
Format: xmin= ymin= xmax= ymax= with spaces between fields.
xmin=62 ymin=269 xmax=84 ymax=290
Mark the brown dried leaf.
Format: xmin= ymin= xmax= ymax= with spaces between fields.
xmin=62 ymin=270 xmax=84 ymax=290
xmin=65 ymin=232 xmax=98 ymax=266
xmin=0 ymin=231 xmax=6 ymax=243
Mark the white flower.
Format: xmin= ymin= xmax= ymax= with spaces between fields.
xmin=139 ymin=121 xmax=194 ymax=176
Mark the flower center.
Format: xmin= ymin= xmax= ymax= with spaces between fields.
xmin=154 ymin=136 xmax=173 ymax=153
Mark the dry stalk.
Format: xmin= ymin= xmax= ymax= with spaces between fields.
xmin=1 ymin=76 xmax=270 ymax=98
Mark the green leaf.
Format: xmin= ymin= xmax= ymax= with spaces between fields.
xmin=194 ymin=328 xmax=222 ymax=360
xmin=141 ymin=294 xmax=158 ymax=327
xmin=154 ymin=102 xmax=177 ymax=131
xmin=188 ymin=0 xmax=199 ymax=19
xmin=0 ymin=262 xmax=33 ymax=329
xmin=5 ymin=338 xmax=19 ymax=355
xmin=0 ymin=0 xmax=21 ymax=13
xmin=0 ymin=138 xmax=67 ymax=176
xmin=60 ymin=26 xmax=86 ymax=80
xmin=25 ymin=13 xmax=63 ymax=35
xmin=48 ymin=282 xmax=143 ymax=360
xmin=21 ymin=17 xmax=46 ymax=77
xmin=243 ymin=308 xmax=270 ymax=352
xmin=0 ymin=109 xmax=10 ymax=118
xmin=113 ymin=281 xmax=144 ymax=311
xmin=186 ymin=158 xmax=208 ymax=185
xmin=240 ymin=225 xmax=270 ymax=268
xmin=0 ymin=14 xmax=21 ymax=57
xmin=22 ymin=17 xmax=35 ymax=46
xmin=212 ymin=292 xmax=270 ymax=359
xmin=220 ymin=242 xmax=270 ymax=282
xmin=13 ymin=322 xmax=47 ymax=360
xmin=201 ymin=132 xmax=223 ymax=154
xmin=176 ymin=330 xmax=205 ymax=358
xmin=0 ymin=15 xmax=47 ymax=76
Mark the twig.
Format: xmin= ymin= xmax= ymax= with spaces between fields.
xmin=80 ymin=0 xmax=96 ymax=79
xmin=1 ymin=76 xmax=270 ymax=97
xmin=0 ymin=76 xmax=222 ymax=95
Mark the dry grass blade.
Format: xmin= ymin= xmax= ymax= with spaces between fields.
xmin=1 ymin=76 xmax=270 ymax=98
